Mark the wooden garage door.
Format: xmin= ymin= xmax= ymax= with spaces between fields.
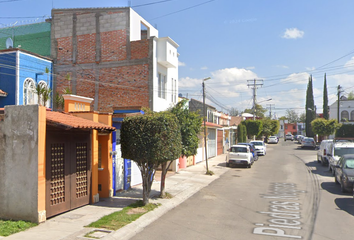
xmin=46 ymin=129 xmax=91 ymax=218
xmin=217 ymin=129 xmax=223 ymax=155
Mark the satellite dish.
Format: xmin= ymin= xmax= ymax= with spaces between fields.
xmin=6 ymin=38 xmax=13 ymax=49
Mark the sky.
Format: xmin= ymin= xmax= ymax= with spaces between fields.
xmin=1 ymin=0 xmax=354 ymax=118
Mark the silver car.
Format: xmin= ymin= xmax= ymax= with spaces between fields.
xmin=301 ymin=137 xmax=316 ymax=149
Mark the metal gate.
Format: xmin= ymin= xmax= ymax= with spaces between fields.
xmin=46 ymin=129 xmax=91 ymax=218
xmin=207 ymin=129 xmax=216 ymax=158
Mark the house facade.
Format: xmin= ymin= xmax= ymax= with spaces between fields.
xmin=329 ymin=99 xmax=354 ymax=124
xmin=50 ymin=7 xmax=178 ymax=113
xmin=0 ymin=49 xmax=53 ymax=108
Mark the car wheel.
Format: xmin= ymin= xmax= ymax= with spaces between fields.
xmin=226 ymin=162 xmax=229 ymax=167
xmin=317 ymin=156 xmax=321 ymax=163
xmin=341 ymin=182 xmax=347 ymax=193
xmin=335 ymin=175 xmax=339 ymax=184
xmin=248 ymin=163 xmax=252 ymax=168
xmin=321 ymin=159 xmax=326 ymax=166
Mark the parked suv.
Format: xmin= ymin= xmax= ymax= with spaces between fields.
xmin=285 ymin=133 xmax=294 ymax=141
xmin=317 ymin=139 xmax=333 ymax=166
xmin=328 ymin=141 xmax=354 ymax=175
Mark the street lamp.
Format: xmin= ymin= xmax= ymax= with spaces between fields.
xmin=203 ymin=77 xmax=211 ymax=173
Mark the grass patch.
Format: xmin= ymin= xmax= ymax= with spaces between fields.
xmin=160 ymin=192 xmax=173 ymax=199
xmin=86 ymin=200 xmax=160 ymax=231
xmin=206 ymin=170 xmax=214 ymax=176
xmin=0 ymin=219 xmax=37 ymax=237
xmin=84 ymin=231 xmax=99 ymax=239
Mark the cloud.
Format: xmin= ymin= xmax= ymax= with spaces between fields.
xmin=306 ymin=67 xmax=315 ymax=71
xmin=331 ymin=73 xmax=354 ymax=86
xmin=275 ymin=65 xmax=289 ymax=69
xmin=246 ymin=66 xmax=255 ymax=70
xmin=201 ymin=66 xmax=208 ymax=70
xmin=179 ymin=67 xmax=258 ymax=93
xmin=178 ymin=61 xmax=186 ymax=67
xmin=344 ymin=57 xmax=354 ymax=69
xmin=280 ymin=72 xmax=311 ymax=85
xmin=282 ymin=28 xmax=304 ymax=39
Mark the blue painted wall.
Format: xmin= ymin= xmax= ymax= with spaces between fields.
xmin=0 ymin=52 xmax=16 ymax=107
xmin=18 ymin=52 xmax=53 ymax=106
xmin=0 ymin=50 xmax=53 ymax=108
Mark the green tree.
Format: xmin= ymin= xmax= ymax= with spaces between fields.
xmin=260 ymin=119 xmax=279 ymax=140
xmin=285 ymin=109 xmax=299 ymax=123
xmin=121 ymin=112 xmax=182 ymax=205
xmin=323 ymin=74 xmax=329 ymax=119
xmin=42 ymin=87 xmax=52 ymax=107
xmin=348 ymin=91 xmax=354 ymax=100
xmin=299 ymin=113 xmax=306 ymax=123
xmin=35 ymin=83 xmax=45 ymax=105
xmin=335 ymin=124 xmax=354 ymax=137
xmin=305 ymin=75 xmax=316 ymax=137
xmin=168 ymin=100 xmax=202 ymax=195
xmin=244 ymin=104 xmax=267 ymax=119
xmin=311 ymin=118 xmax=338 ymax=138
xmin=237 ymin=124 xmax=245 ymax=143
xmin=244 ymin=120 xmax=263 ymax=138
xmin=229 ymin=107 xmax=239 ymax=116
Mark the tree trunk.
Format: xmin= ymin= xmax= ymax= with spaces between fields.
xmin=160 ymin=162 xmax=167 ymax=197
xmin=142 ymin=173 xmax=150 ymax=205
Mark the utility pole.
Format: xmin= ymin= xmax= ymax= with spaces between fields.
xmin=267 ymin=104 xmax=275 ymax=119
xmin=247 ymin=79 xmax=263 ymax=120
xmin=203 ymin=77 xmax=210 ymax=173
xmin=337 ymin=85 xmax=343 ymax=122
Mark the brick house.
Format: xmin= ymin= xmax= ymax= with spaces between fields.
xmin=50 ymin=7 xmax=179 ymax=113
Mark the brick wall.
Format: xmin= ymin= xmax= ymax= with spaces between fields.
xmin=52 ymin=8 xmax=152 ymax=112
xmin=131 ymin=39 xmax=149 ymax=60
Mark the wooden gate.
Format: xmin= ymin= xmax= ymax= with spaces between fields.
xmin=46 ymin=128 xmax=91 ymax=218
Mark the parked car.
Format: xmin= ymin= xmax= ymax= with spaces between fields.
xmin=250 ymin=140 xmax=266 ymax=156
xmin=238 ymin=142 xmax=258 ymax=161
xmin=226 ymin=145 xmax=254 ymax=168
xmin=268 ymin=136 xmax=278 ymax=144
xmin=297 ymin=135 xmax=305 ymax=144
xmin=328 ymin=141 xmax=354 ymax=175
xmin=285 ymin=133 xmax=294 ymax=141
xmin=301 ymin=137 xmax=316 ymax=149
xmin=317 ymin=139 xmax=333 ymax=166
xmin=334 ymin=154 xmax=354 ymax=193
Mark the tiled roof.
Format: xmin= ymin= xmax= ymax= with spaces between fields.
xmin=230 ymin=116 xmax=243 ymax=126
xmin=46 ymin=111 xmax=115 ymax=131
xmin=204 ymin=122 xmax=223 ymax=128
xmin=0 ymin=89 xmax=7 ymax=97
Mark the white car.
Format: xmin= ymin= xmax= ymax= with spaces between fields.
xmin=268 ymin=136 xmax=278 ymax=144
xmin=317 ymin=139 xmax=333 ymax=166
xmin=285 ymin=133 xmax=294 ymax=141
xmin=226 ymin=145 xmax=254 ymax=168
xmin=327 ymin=141 xmax=354 ymax=175
xmin=250 ymin=140 xmax=266 ymax=156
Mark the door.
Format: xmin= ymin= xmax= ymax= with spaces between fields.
xmin=115 ymin=145 xmax=124 ymax=191
xmin=217 ymin=129 xmax=223 ymax=155
xmin=46 ymin=129 xmax=91 ymax=218
xmin=207 ymin=129 xmax=216 ymax=158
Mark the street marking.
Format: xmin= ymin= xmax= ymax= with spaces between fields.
xmin=253 ymin=183 xmax=305 ymax=239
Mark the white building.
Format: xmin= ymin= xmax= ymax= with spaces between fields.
xmin=329 ymin=99 xmax=354 ymax=124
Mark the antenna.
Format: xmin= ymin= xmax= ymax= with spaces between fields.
xmin=6 ymin=38 xmax=13 ymax=49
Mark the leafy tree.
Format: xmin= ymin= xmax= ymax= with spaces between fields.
xmin=335 ymin=124 xmax=354 ymax=137
xmin=348 ymin=91 xmax=354 ymax=100
xmin=323 ymin=74 xmax=329 ymax=119
xmin=229 ymin=107 xmax=239 ymax=116
xmin=244 ymin=120 xmax=263 ymax=138
xmin=237 ymin=123 xmax=247 ymax=143
xmin=299 ymin=113 xmax=306 ymax=123
xmin=244 ymin=104 xmax=267 ymax=119
xmin=305 ymin=75 xmax=316 ymax=137
xmin=260 ymin=119 xmax=279 ymax=139
xmin=42 ymin=87 xmax=52 ymax=107
xmin=167 ymin=100 xmax=202 ymax=195
xmin=121 ymin=112 xmax=182 ymax=205
xmin=285 ymin=109 xmax=299 ymax=123
xmin=35 ymin=84 xmax=45 ymax=105
xmin=311 ymin=118 xmax=338 ymax=138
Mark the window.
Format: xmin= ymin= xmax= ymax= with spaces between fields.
xmin=351 ymin=110 xmax=354 ymax=121
xmin=23 ymin=78 xmax=36 ymax=105
xmin=158 ymin=73 xmax=166 ymax=99
xmin=341 ymin=110 xmax=349 ymax=122
xmin=293 ymin=126 xmax=296 ymax=129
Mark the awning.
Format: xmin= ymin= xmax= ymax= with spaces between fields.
xmin=46 ymin=111 xmax=115 ymax=131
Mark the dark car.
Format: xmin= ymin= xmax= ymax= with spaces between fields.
xmin=334 ymin=154 xmax=354 ymax=193
xmin=238 ymin=143 xmax=259 ymax=161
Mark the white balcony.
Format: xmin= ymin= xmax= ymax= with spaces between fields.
xmin=157 ymin=37 xmax=179 ymax=68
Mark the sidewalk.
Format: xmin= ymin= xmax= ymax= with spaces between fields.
xmin=3 ymin=154 xmax=229 ymax=240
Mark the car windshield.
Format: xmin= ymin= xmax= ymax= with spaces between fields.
xmin=345 ymin=159 xmax=354 ymax=169
xmin=334 ymin=148 xmax=354 ymax=156
xmin=230 ymin=147 xmax=247 ymax=153
xmin=252 ymin=142 xmax=263 ymax=146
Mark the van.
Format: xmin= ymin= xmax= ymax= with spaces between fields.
xmin=317 ymin=139 xmax=333 ymax=166
xmin=328 ymin=141 xmax=354 ymax=174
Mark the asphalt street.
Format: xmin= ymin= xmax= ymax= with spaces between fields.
xmin=130 ymin=140 xmax=354 ymax=240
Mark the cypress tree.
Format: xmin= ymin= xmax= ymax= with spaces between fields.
xmin=323 ymin=73 xmax=329 ymax=120
xmin=305 ymin=75 xmax=315 ymax=137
